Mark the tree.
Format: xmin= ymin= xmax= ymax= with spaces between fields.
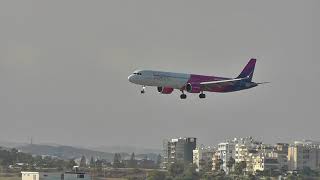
xmin=113 ymin=153 xmax=123 ymax=168
xmin=168 ymin=162 xmax=184 ymax=177
xmin=95 ymin=159 xmax=103 ymax=174
xmin=234 ymin=161 xmax=246 ymax=175
xmin=205 ymin=160 xmax=213 ymax=172
xmin=80 ymin=155 xmax=86 ymax=167
xmin=226 ymin=157 xmax=235 ymax=173
xmin=214 ymin=159 xmax=223 ymax=171
xmin=280 ymin=165 xmax=288 ymax=174
xmin=90 ymin=157 xmax=95 ymax=168
xmin=182 ymin=163 xmax=200 ymax=180
xmin=156 ymin=154 xmax=162 ymax=168
xmin=128 ymin=152 xmax=137 ymax=168
xmin=301 ymin=166 xmax=318 ymax=177
xmin=199 ymin=159 xmax=206 ymax=171
xmin=67 ymin=159 xmax=77 ymax=170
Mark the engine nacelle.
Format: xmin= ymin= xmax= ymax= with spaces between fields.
xmin=157 ymin=87 xmax=174 ymax=94
xmin=186 ymin=83 xmax=201 ymax=93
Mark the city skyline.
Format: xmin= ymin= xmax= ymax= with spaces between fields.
xmin=1 ymin=0 xmax=320 ymax=148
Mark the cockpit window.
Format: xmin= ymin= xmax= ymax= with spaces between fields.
xmin=133 ymin=72 xmax=142 ymax=75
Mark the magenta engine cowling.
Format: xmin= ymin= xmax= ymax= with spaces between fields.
xmin=185 ymin=83 xmax=201 ymax=93
xmin=157 ymin=87 xmax=174 ymax=94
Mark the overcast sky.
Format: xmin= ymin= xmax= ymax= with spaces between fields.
xmin=0 ymin=0 xmax=319 ymax=149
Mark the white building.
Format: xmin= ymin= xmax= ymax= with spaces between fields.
xmin=215 ymin=142 xmax=235 ymax=172
xmin=193 ymin=146 xmax=213 ymax=172
xmin=21 ymin=172 xmax=39 ymax=180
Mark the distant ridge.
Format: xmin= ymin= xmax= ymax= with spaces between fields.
xmin=91 ymin=145 xmax=162 ymax=154
xmin=0 ymin=141 xmax=161 ymax=162
xmin=13 ymin=144 xmax=159 ymax=162
xmin=17 ymin=144 xmax=117 ymax=161
xmin=0 ymin=140 xmax=28 ymax=148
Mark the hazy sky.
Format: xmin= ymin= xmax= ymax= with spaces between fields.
xmin=0 ymin=0 xmax=319 ymax=149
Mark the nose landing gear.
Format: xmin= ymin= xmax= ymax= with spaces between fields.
xmin=141 ymin=86 xmax=146 ymax=94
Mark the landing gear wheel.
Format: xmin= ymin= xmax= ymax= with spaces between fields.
xmin=199 ymin=93 xmax=206 ymax=99
xmin=180 ymin=94 xmax=187 ymax=99
xmin=141 ymin=86 xmax=146 ymax=94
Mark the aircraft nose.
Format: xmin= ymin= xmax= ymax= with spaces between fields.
xmin=128 ymin=74 xmax=134 ymax=82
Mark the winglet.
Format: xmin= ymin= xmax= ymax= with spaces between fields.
xmin=237 ymin=58 xmax=256 ymax=81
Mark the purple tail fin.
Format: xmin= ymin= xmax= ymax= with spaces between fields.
xmin=237 ymin=58 xmax=256 ymax=81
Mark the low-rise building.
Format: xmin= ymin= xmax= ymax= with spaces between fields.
xmin=22 ymin=172 xmax=39 ymax=180
xmin=21 ymin=172 xmax=90 ymax=180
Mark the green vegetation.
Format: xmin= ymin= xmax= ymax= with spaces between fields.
xmin=2 ymin=146 xmax=320 ymax=180
xmin=127 ymin=153 xmax=138 ymax=168
xmin=226 ymin=157 xmax=235 ymax=174
xmin=147 ymin=170 xmax=166 ymax=180
xmin=0 ymin=177 xmax=20 ymax=180
xmin=213 ymin=159 xmax=223 ymax=171
xmin=234 ymin=161 xmax=247 ymax=175
xmin=113 ymin=153 xmax=125 ymax=168
xmin=18 ymin=144 xmax=115 ymax=161
xmin=0 ymin=146 xmax=76 ymax=171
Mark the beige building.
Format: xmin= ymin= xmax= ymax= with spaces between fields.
xmin=288 ymin=141 xmax=320 ymax=170
xmin=235 ymin=143 xmax=285 ymax=174
xmin=21 ymin=172 xmax=39 ymax=180
xmin=235 ymin=144 xmax=249 ymax=163
xmin=214 ymin=137 xmax=262 ymax=173
xmin=234 ymin=144 xmax=255 ymax=173
xmin=252 ymin=155 xmax=280 ymax=173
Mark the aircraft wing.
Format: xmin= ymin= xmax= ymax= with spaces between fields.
xmin=200 ymin=78 xmax=246 ymax=91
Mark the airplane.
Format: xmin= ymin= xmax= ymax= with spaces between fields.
xmin=128 ymin=58 xmax=266 ymax=99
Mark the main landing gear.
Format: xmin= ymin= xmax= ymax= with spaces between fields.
xmin=141 ymin=86 xmax=146 ymax=94
xmin=180 ymin=91 xmax=206 ymax=99
xmin=180 ymin=94 xmax=187 ymax=99
xmin=180 ymin=91 xmax=187 ymax=99
xmin=199 ymin=92 xmax=206 ymax=99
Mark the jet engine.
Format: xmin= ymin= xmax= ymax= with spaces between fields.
xmin=185 ymin=83 xmax=201 ymax=93
xmin=157 ymin=87 xmax=174 ymax=94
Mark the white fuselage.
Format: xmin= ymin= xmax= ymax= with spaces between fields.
xmin=128 ymin=70 xmax=190 ymax=89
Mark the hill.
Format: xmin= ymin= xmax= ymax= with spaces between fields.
xmin=17 ymin=144 xmax=118 ymax=161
